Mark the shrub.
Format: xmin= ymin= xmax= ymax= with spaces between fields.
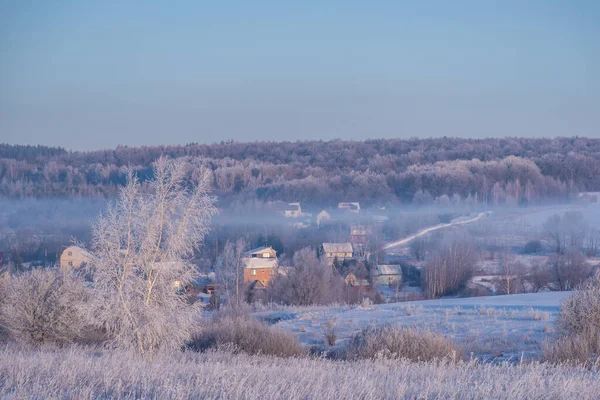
xmin=0 ymin=268 xmax=90 ymax=346
xmin=322 ymin=319 xmax=337 ymax=346
xmin=345 ymin=325 xmax=462 ymax=362
xmin=188 ymin=314 xmax=306 ymax=358
xmin=543 ymin=277 xmax=600 ymax=364
xmin=523 ymin=240 xmax=542 ymax=254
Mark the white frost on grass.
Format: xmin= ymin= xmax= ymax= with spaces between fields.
xmin=256 ymin=292 xmax=571 ymax=360
xmin=1 ymin=346 xmax=600 ymax=399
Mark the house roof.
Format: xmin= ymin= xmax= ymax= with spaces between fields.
xmin=63 ymin=245 xmax=94 ymax=260
xmin=244 ymin=246 xmax=276 ymax=255
xmin=322 ymin=243 xmax=353 ymax=253
xmin=243 ymin=257 xmax=278 ymax=269
xmin=285 ymin=203 xmax=301 ymax=211
xmin=376 ymin=264 xmax=403 ymax=276
xmin=350 ymin=225 xmax=371 ymax=235
xmin=338 ymin=202 xmax=360 ymax=210
xmin=249 ymin=280 xmax=267 ymax=290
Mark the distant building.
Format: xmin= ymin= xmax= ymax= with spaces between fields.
xmin=316 ymin=210 xmax=331 ymax=227
xmin=242 ymin=246 xmax=278 ymax=286
xmin=372 ymin=264 xmax=403 ymax=286
xmin=338 ymin=202 xmax=360 ymax=213
xmin=60 ymin=246 xmax=93 ymax=270
xmin=349 ymin=225 xmax=371 ymax=244
xmin=284 ymin=202 xmax=302 ymax=218
xmin=344 ymin=272 xmax=370 ymax=287
xmin=321 ymin=243 xmax=354 ymax=262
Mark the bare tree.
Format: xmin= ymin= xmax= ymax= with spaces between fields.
xmin=87 ymin=157 xmax=216 ymax=357
xmin=547 ymin=251 xmax=593 ymax=291
xmin=410 ymin=236 xmax=427 ymax=261
xmin=214 ymin=238 xmax=247 ymax=307
xmin=269 ymin=247 xmax=345 ymax=306
xmin=495 ymin=253 xmax=525 ymax=295
xmin=585 ymin=229 xmax=600 ymax=258
xmin=544 ymin=214 xmax=568 ymax=254
xmin=524 ymin=260 xmax=552 ymax=293
xmin=423 ymin=240 xmax=477 ymax=299
xmin=544 ymin=212 xmax=588 ymax=255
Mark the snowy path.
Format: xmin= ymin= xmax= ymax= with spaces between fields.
xmin=382 ymin=212 xmax=486 ymax=251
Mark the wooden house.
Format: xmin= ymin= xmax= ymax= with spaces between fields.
xmin=372 ymin=264 xmax=403 ymax=286
xmin=321 ymin=243 xmax=354 ymax=263
xmin=60 ymin=246 xmax=93 ymax=270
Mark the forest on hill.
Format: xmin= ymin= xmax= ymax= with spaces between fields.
xmin=1 ymin=137 xmax=599 ymax=206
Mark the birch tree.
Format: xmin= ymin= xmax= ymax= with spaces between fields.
xmin=214 ymin=238 xmax=247 ymax=307
xmin=87 ymin=157 xmax=215 ymax=357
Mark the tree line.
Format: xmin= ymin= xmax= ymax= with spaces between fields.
xmin=1 ymin=137 xmax=600 ymax=205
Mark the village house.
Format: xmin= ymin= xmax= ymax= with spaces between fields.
xmin=338 ymin=202 xmax=360 ymax=213
xmin=242 ymin=246 xmax=278 ymax=286
xmin=321 ymin=242 xmax=354 ymax=263
xmin=344 ymin=272 xmax=370 ymax=287
xmin=316 ymin=210 xmax=331 ymax=227
xmin=59 ymin=245 xmax=93 ymax=270
xmin=349 ymin=225 xmax=371 ymax=244
xmin=284 ymin=202 xmax=302 ymax=218
xmin=372 ymin=264 xmax=403 ymax=286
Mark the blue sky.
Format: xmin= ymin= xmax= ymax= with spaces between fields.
xmin=0 ymin=1 xmax=598 ymax=150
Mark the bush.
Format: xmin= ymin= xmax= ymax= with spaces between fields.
xmin=523 ymin=240 xmax=542 ymax=254
xmin=0 ymin=268 xmax=90 ymax=346
xmin=543 ymin=277 xmax=600 ymax=364
xmin=322 ymin=319 xmax=337 ymax=346
xmin=345 ymin=325 xmax=462 ymax=362
xmin=188 ymin=314 xmax=306 ymax=358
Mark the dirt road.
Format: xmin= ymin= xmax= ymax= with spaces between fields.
xmin=382 ymin=212 xmax=486 ymax=251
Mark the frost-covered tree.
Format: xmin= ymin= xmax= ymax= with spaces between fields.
xmin=269 ymin=247 xmax=345 ymax=306
xmin=214 ymin=238 xmax=247 ymax=307
xmin=0 ymin=268 xmax=89 ymax=346
xmin=87 ymin=157 xmax=216 ymax=357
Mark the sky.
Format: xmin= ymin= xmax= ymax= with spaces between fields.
xmin=0 ymin=1 xmax=599 ymax=150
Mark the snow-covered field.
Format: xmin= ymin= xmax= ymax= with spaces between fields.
xmin=256 ymin=292 xmax=571 ymax=360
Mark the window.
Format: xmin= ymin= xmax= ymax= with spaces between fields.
xmin=262 ymin=253 xmax=270 ymax=258
xmin=251 ymin=269 xmax=257 ymax=276
xmin=252 ymin=254 xmax=257 ymax=258
xmin=68 ymin=261 xmax=73 ymax=266
xmin=68 ymin=251 xmax=72 ymax=256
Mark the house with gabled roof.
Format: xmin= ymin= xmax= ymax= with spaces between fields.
xmin=321 ymin=242 xmax=354 ymax=263
xmin=284 ymin=202 xmax=302 ymax=218
xmin=242 ymin=246 xmax=278 ymax=286
xmin=60 ymin=245 xmax=93 ymax=270
xmin=372 ymin=264 xmax=403 ymax=286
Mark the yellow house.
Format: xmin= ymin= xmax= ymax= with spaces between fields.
xmin=60 ymin=246 xmax=93 ymax=270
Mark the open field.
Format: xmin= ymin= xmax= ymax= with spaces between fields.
xmin=1 ymin=346 xmax=599 ymax=400
xmin=256 ymin=292 xmax=571 ymax=360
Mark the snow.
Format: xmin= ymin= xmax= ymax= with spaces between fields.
xmin=256 ymin=291 xmax=571 ymax=360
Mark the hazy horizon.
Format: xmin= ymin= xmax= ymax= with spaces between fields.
xmin=1 ymin=1 xmax=599 ymax=150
